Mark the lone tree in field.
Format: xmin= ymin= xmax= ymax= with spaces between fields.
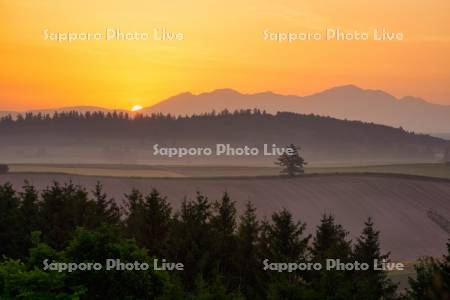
xmin=275 ymin=144 xmax=307 ymax=176
xmin=0 ymin=164 xmax=9 ymax=174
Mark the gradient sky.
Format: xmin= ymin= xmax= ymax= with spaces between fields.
xmin=1 ymin=0 xmax=449 ymax=110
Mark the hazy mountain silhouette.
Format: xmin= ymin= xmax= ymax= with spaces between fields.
xmin=2 ymin=85 xmax=449 ymax=134
xmin=143 ymin=85 xmax=450 ymax=134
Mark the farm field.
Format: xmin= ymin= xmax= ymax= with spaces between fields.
xmin=309 ymin=163 xmax=450 ymax=180
xmin=8 ymin=163 xmax=450 ymax=179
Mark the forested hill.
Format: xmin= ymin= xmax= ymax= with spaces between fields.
xmin=0 ymin=110 xmax=448 ymax=164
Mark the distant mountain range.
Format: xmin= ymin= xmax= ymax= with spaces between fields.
xmin=2 ymin=85 xmax=449 ymax=134
xmin=143 ymin=85 xmax=450 ymax=134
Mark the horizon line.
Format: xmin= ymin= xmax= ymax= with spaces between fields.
xmin=1 ymin=84 xmax=447 ymax=112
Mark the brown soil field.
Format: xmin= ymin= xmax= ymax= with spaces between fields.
xmin=8 ymin=163 xmax=450 ymax=179
xmin=1 ymin=173 xmax=449 ymax=261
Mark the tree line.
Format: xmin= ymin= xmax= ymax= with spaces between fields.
xmin=1 ymin=110 xmax=445 ymax=163
xmin=0 ymin=181 xmax=449 ymax=299
xmin=0 ymin=110 xmax=443 ymax=147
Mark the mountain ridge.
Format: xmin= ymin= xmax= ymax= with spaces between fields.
xmin=1 ymin=85 xmax=449 ymax=133
xmin=143 ymin=85 xmax=450 ymax=134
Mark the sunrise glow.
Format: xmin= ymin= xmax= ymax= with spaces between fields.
xmin=131 ymin=105 xmax=143 ymax=112
xmin=0 ymin=0 xmax=449 ymax=110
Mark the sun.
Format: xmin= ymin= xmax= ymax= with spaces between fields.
xmin=131 ymin=105 xmax=143 ymax=112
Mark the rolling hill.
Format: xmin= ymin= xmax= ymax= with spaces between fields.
xmin=0 ymin=111 xmax=449 ymax=165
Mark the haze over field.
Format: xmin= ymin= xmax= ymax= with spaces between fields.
xmin=1 ymin=110 xmax=448 ymax=165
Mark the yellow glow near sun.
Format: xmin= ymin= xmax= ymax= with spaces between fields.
xmin=131 ymin=105 xmax=143 ymax=112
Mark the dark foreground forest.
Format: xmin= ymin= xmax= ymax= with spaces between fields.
xmin=0 ymin=182 xmax=449 ymax=299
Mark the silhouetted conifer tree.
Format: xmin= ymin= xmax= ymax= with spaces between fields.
xmin=310 ymin=214 xmax=353 ymax=300
xmin=169 ymin=192 xmax=214 ymax=291
xmin=275 ymin=144 xmax=307 ymax=176
xmin=352 ymin=218 xmax=397 ymax=300
xmin=39 ymin=182 xmax=94 ymax=249
xmin=17 ymin=182 xmax=41 ymax=257
xmin=211 ymin=193 xmax=238 ymax=288
xmin=236 ymin=202 xmax=264 ymax=299
xmin=0 ymin=183 xmax=21 ymax=257
xmin=125 ymin=188 xmax=172 ymax=257
xmin=91 ymin=182 xmax=121 ymax=227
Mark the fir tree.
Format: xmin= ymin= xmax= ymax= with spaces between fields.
xmin=265 ymin=209 xmax=310 ymax=262
xmin=236 ymin=202 xmax=263 ymax=299
xmin=17 ymin=182 xmax=41 ymax=258
xmin=441 ymin=240 xmax=450 ymax=297
xmin=352 ymin=218 xmax=397 ymax=300
xmin=211 ymin=193 xmax=238 ymax=285
xmin=169 ymin=192 xmax=214 ymax=291
xmin=407 ymin=257 xmax=443 ymax=300
xmin=39 ymin=182 xmax=93 ymax=249
xmin=262 ymin=209 xmax=311 ymax=299
xmin=0 ymin=183 xmax=21 ymax=257
xmin=310 ymin=214 xmax=353 ymax=300
xmin=91 ymin=182 xmax=120 ymax=227
xmin=311 ymin=214 xmax=352 ymax=262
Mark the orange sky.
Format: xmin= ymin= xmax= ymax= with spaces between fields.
xmin=1 ymin=0 xmax=449 ymax=111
